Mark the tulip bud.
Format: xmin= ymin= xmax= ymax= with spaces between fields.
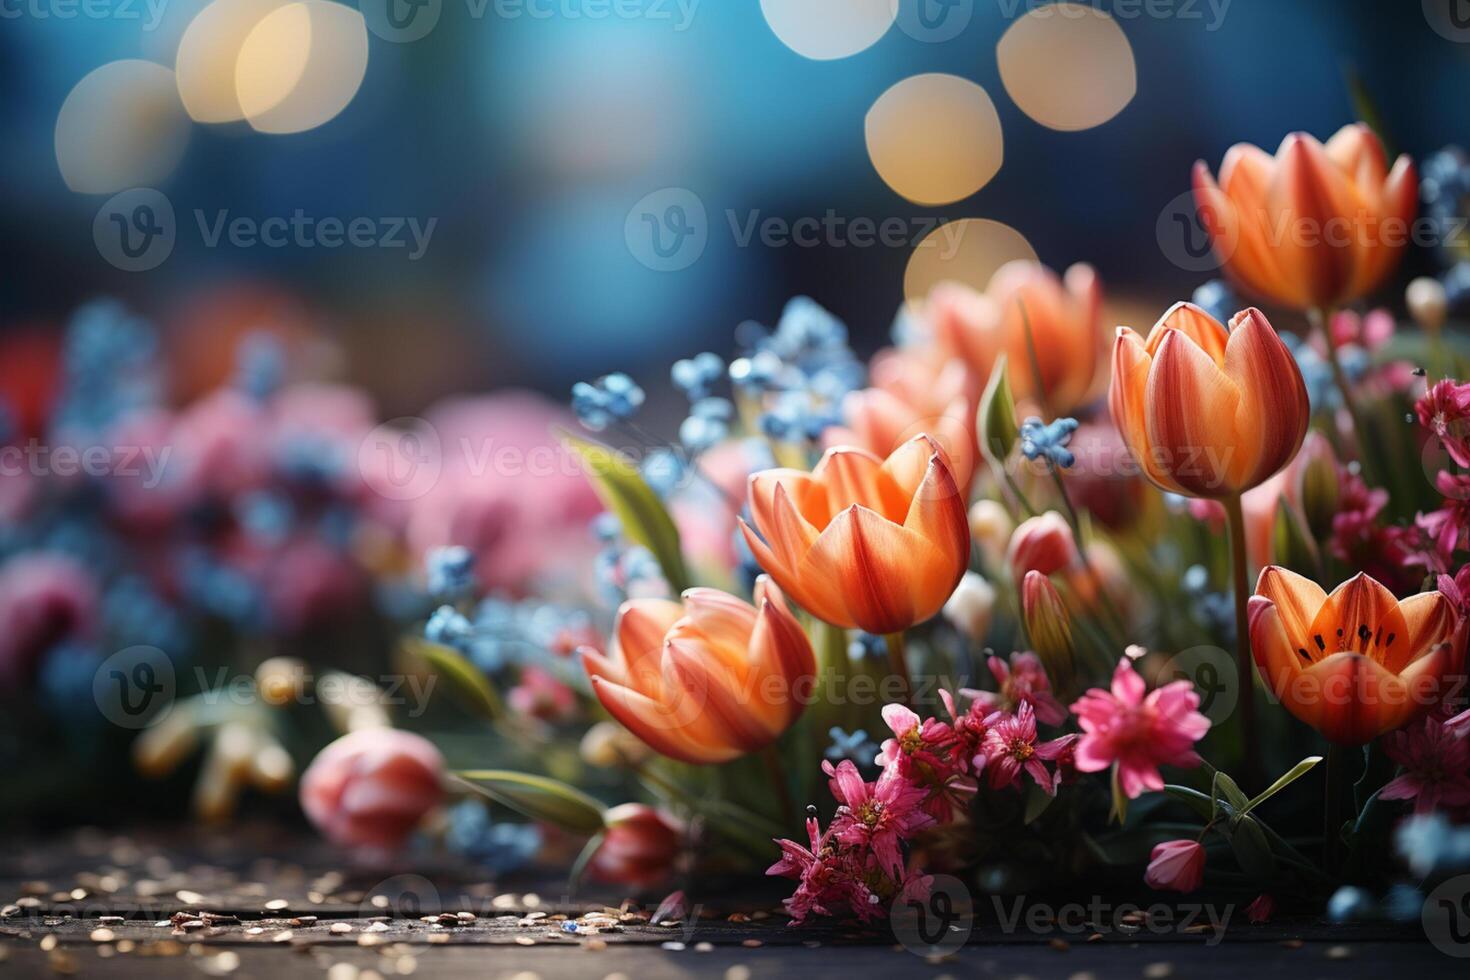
xmin=579 ymin=721 xmax=653 ymax=769
xmin=1021 ymin=571 xmax=1073 ymax=691
xmin=1007 ymin=511 xmax=1078 ymax=583
xmin=1406 ymin=277 xmax=1448 ymax=335
xmin=968 ymin=499 xmax=1014 ymax=566
xmin=1145 ymin=839 xmax=1205 ymax=893
xmin=589 ymin=804 xmax=683 ymax=888
xmin=1293 ymin=431 xmax=1339 ymax=540
xmin=977 ymin=353 xmax=1020 ymax=467
xmin=943 ymin=571 xmax=996 ymax=643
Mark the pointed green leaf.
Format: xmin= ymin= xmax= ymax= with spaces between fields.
xmin=1109 ymin=763 xmax=1128 ymax=824
xmin=1212 ymin=771 xmax=1251 ymax=813
xmin=1227 ymin=814 xmax=1276 ymax=879
xmin=560 ymin=430 xmax=689 ymax=593
xmin=1023 ymin=780 xmax=1056 ymax=825
xmin=1272 ymin=497 xmax=1320 ymax=573
xmin=1163 ymin=785 xmax=1215 ymax=821
xmin=456 ymin=770 xmax=607 ymax=836
xmin=1243 ymin=755 xmax=1322 ymax=816
xmin=978 ymin=354 xmax=1019 ymax=468
xmin=407 ymin=637 xmax=502 ymax=720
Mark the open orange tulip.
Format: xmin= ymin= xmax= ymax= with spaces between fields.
xmin=740 ymin=434 xmax=969 ymax=634
xmin=581 ymin=576 xmax=815 ymax=765
xmin=1109 ymin=303 xmax=1309 ymax=499
xmin=1248 ymin=567 xmax=1462 ymax=744
xmin=1193 ymin=124 xmax=1417 ymax=311
xmin=928 ymin=260 xmax=1103 ymax=416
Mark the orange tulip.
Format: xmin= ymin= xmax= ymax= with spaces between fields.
xmin=740 ymin=434 xmax=969 ymax=634
xmin=1193 ymin=124 xmax=1417 ymax=311
xmin=1109 ymin=303 xmax=1309 ymax=499
xmin=1248 ymin=567 xmax=1462 ymax=744
xmin=581 ymin=577 xmax=815 ymax=765
xmin=928 ymin=260 xmax=1103 ymax=415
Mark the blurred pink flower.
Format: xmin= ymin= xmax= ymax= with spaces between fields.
xmin=977 ymin=703 xmax=1076 ymax=796
xmin=170 ymin=390 xmax=271 ymax=502
xmin=589 ymin=803 xmax=683 ymax=888
xmin=1070 ymin=659 xmax=1209 ymax=798
xmin=1330 ymin=309 xmax=1394 ymax=351
xmin=965 ymin=652 xmax=1067 ymax=726
xmin=507 ymin=666 xmax=577 ymax=722
xmin=1246 ymin=893 xmax=1275 ymax=924
xmin=1380 ymin=716 xmax=1470 ymax=815
xmin=1144 ymin=839 xmax=1204 ymax=893
xmin=299 ymin=728 xmax=445 ymax=853
xmin=1418 ymin=379 xmax=1470 ymax=468
xmin=824 ymin=759 xmax=933 ymax=876
xmin=0 ymin=553 xmax=99 ymax=692
xmin=408 ymin=392 xmax=601 ymax=598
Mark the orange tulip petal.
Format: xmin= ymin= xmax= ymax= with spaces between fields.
xmin=663 ymin=638 xmax=778 ymax=751
xmin=1246 ymin=595 xmax=1305 ymax=699
xmin=1253 ymin=566 xmax=1326 ymax=648
xmin=616 ymin=599 xmax=685 ymax=695
xmin=1149 ymin=301 xmax=1230 ymax=365
xmin=1268 ymin=132 xmax=1363 ymax=308
xmin=587 ymin=675 xmax=734 ymax=765
xmin=749 ymin=469 xmax=828 ymax=539
xmin=678 ymin=588 xmax=759 ymax=657
xmin=1144 ymin=328 xmax=1241 ymax=497
xmin=901 ymin=451 xmax=970 ymax=560
xmin=816 ymin=446 xmax=908 ymax=521
xmin=1394 ymin=591 xmax=1459 ymax=673
xmin=1308 ymin=572 xmax=1409 ymax=662
xmin=800 ymin=505 xmax=918 ymax=634
xmin=1224 ymin=308 xmax=1309 ymax=488
xmin=1295 ymin=652 xmax=1404 ymax=744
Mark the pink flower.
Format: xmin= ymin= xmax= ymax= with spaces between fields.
xmin=507 ymin=666 xmax=577 ymax=722
xmin=299 ymin=729 xmax=445 ymax=853
xmin=977 ymin=703 xmax=1077 ymax=795
xmin=1006 ymin=512 xmax=1080 ymax=583
xmin=1380 ymin=717 xmax=1470 ymax=815
xmin=875 ymin=703 xmax=959 ymax=775
xmin=965 ymin=652 xmax=1067 ymax=726
xmin=1439 ymin=565 xmax=1470 ymax=616
xmin=0 ymin=553 xmax=98 ymax=692
xmin=1417 ymin=379 xmax=1470 ymax=468
xmin=1246 ymin=893 xmax=1275 ymax=924
xmin=1144 ymin=839 xmax=1205 ymax=893
xmin=1070 ymin=659 xmax=1209 ymax=798
xmin=824 ymin=760 xmax=933 ymax=876
xmin=768 ymin=817 xmax=844 ymax=923
xmin=589 ymin=803 xmax=683 ymax=888
xmin=1330 ymin=309 xmax=1394 ymax=352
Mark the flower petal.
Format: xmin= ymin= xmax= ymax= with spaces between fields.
xmin=1392 ymin=591 xmax=1458 ymax=674
xmin=1308 ymin=572 xmax=1409 ymax=663
xmin=1144 ymin=328 xmax=1241 ymax=497
xmin=1224 ymin=308 xmax=1309 ymax=489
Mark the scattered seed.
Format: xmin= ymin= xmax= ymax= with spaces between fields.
xmin=1049 ymin=938 xmax=1071 ymax=952
xmin=1279 ymin=939 xmax=1304 ymax=949
xmin=694 ymin=942 xmax=714 ymax=953
xmin=40 ymin=935 xmax=58 ymax=951
xmin=176 ymin=890 xmax=206 ymax=904
xmin=264 ymin=900 xmax=290 ymax=912
xmin=514 ymin=936 xmax=536 ymax=946
xmin=98 ymin=915 xmax=125 ymax=925
xmin=741 ymin=939 xmax=763 ymax=948
xmin=272 ymin=930 xmax=294 ymax=943
xmin=196 ymin=951 xmax=241 ymax=976
xmin=329 ymin=922 xmax=353 ymax=934
xmin=1143 ymin=964 xmax=1175 ymax=979
xmin=90 ymin=928 xmax=116 ymax=942
xmin=326 ymin=965 xmax=359 ymax=980
xmin=661 ymin=942 xmax=686 ymax=951
xmin=1326 ymin=946 xmax=1352 ymax=960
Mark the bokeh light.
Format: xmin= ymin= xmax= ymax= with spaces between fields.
xmin=997 ymin=4 xmax=1136 ymax=132
xmin=177 ymin=0 xmax=290 ymax=124
xmin=903 ymin=218 xmax=1037 ymax=306
xmin=235 ymin=0 xmax=369 ymax=135
xmin=865 ymin=74 xmax=1003 ymax=206
xmin=760 ymin=0 xmax=896 ymax=61
xmin=55 ymin=60 xmax=191 ymax=194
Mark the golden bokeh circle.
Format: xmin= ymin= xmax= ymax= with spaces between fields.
xmin=866 ymin=74 xmax=1003 ymax=206
xmin=997 ymin=4 xmax=1136 ymax=132
xmin=903 ymin=218 xmax=1037 ymax=306
xmin=235 ymin=0 xmax=369 ymax=134
xmin=56 ymin=60 xmax=190 ymax=194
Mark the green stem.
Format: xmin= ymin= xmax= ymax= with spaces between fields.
xmin=761 ymin=742 xmax=797 ymax=829
xmin=997 ymin=462 xmax=1040 ymax=519
xmin=1312 ymin=307 xmax=1379 ymax=487
xmin=884 ymin=631 xmax=912 ymax=707
xmin=1324 ymin=743 xmax=1345 ymax=876
xmin=1048 ymin=460 xmax=1084 ymax=542
xmin=1222 ymin=493 xmax=1261 ymax=790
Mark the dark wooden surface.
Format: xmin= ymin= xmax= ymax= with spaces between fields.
xmin=0 ymin=825 xmax=1452 ymax=978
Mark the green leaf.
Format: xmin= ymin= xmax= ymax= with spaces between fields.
xmin=1243 ymin=755 xmax=1322 ymax=816
xmin=567 ymin=830 xmax=607 ymax=895
xmin=560 ymin=430 xmax=690 ymax=593
xmin=1272 ymin=497 xmax=1320 ymax=574
xmin=1023 ymin=781 xmax=1055 ymax=825
xmin=1163 ymin=785 xmax=1215 ymax=821
xmin=977 ymin=354 xmax=1019 ymax=468
xmin=456 ymin=770 xmax=607 ymax=836
xmin=407 ymin=637 xmax=502 ymax=720
xmin=1227 ymin=814 xmax=1276 ymax=879
xmin=1109 ymin=764 xmax=1128 ymax=824
xmin=1212 ymin=771 xmax=1251 ymax=813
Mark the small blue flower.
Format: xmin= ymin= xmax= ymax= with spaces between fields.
xmin=1381 ymin=884 xmax=1423 ymax=923
xmin=1019 ymin=416 xmax=1079 ymax=468
xmin=426 ymin=604 xmax=473 ymax=649
xmin=672 ymin=352 xmax=725 ymax=400
xmin=728 ymin=350 xmax=783 ymax=391
xmin=236 ymin=492 xmax=293 ymax=546
xmin=848 ymin=632 xmax=888 ymax=661
xmin=426 ymin=546 xmax=476 ymax=600
xmin=1325 ymin=885 xmax=1376 ymax=923
xmin=826 ymin=727 xmax=879 ymax=769
xmin=444 ymin=799 xmax=542 ymax=874
xmin=1280 ymin=333 xmax=1339 ymax=415
xmin=234 ymin=332 xmax=285 ymax=402
xmin=1397 ymin=813 xmax=1470 ymax=876
xmin=641 ymin=449 xmax=689 ymax=498
xmin=591 ymin=512 xmax=622 ymax=544
xmin=571 ymin=373 xmax=645 ymax=431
